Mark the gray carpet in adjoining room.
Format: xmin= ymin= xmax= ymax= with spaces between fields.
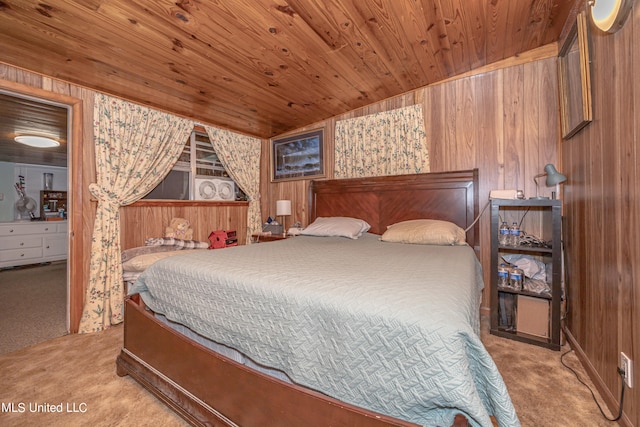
xmin=0 ymin=262 xmax=68 ymax=355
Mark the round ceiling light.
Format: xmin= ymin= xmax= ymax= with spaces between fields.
xmin=590 ymin=0 xmax=634 ymax=34
xmin=14 ymin=135 xmax=60 ymax=148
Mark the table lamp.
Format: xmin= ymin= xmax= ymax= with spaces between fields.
xmin=532 ymin=164 xmax=567 ymax=199
xmin=276 ymin=200 xmax=291 ymax=236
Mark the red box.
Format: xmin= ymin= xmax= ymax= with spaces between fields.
xmin=208 ymin=230 xmax=238 ymax=249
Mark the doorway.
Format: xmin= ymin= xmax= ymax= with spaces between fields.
xmin=0 ymin=79 xmax=83 ymax=334
xmin=0 ymin=91 xmax=69 ymax=351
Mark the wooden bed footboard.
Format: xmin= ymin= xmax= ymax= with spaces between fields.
xmin=117 ymin=296 xmax=470 ymax=427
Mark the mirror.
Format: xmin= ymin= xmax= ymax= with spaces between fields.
xmin=558 ymin=12 xmax=593 ymax=140
xmin=590 ymin=0 xmax=634 ymax=34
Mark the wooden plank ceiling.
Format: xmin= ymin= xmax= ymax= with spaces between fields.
xmin=0 ymin=0 xmax=576 ymax=160
xmin=0 ymin=92 xmax=68 ymax=167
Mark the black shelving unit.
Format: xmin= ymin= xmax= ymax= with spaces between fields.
xmin=489 ymin=198 xmax=562 ymax=350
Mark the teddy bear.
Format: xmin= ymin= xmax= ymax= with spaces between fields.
xmin=165 ymin=217 xmax=193 ymax=240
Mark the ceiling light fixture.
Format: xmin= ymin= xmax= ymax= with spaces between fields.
xmin=14 ymin=135 xmax=60 ymax=148
xmin=589 ymin=0 xmax=634 ymax=34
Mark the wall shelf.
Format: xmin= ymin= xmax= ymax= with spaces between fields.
xmin=40 ymin=190 xmax=67 ymax=220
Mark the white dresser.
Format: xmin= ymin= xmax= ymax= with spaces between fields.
xmin=0 ymin=221 xmax=68 ymax=268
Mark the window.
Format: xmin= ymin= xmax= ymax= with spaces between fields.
xmin=144 ymin=169 xmax=190 ymax=200
xmin=192 ymin=131 xmax=227 ymax=179
xmin=144 ymin=130 xmax=246 ymax=200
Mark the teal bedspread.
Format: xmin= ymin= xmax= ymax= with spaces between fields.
xmin=131 ymin=234 xmax=519 ymax=427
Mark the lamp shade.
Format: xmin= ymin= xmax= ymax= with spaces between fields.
xmin=276 ymin=200 xmax=291 ymax=216
xmin=544 ymin=164 xmax=567 ymax=186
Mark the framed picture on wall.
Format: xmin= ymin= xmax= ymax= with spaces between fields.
xmin=558 ymin=11 xmax=593 ymax=140
xmin=270 ymin=128 xmax=325 ymax=182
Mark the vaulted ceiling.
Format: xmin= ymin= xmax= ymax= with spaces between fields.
xmin=0 ymin=0 xmax=577 ymax=154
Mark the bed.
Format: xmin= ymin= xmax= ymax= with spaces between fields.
xmin=117 ymin=169 xmax=519 ymax=427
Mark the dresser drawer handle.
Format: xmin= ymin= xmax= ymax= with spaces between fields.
xmin=20 ymin=253 xmax=25 ymax=257
xmin=46 ymin=246 xmax=50 ymax=249
xmin=44 ymin=227 xmax=49 ymax=231
xmin=9 ymin=229 xmax=14 ymax=233
xmin=20 ymin=242 xmax=24 ymax=246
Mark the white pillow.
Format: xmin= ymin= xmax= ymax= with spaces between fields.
xmin=301 ymin=217 xmax=371 ymax=239
xmin=380 ymin=219 xmax=467 ymax=245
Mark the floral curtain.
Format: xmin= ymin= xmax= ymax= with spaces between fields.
xmin=79 ymin=94 xmax=193 ymax=333
xmin=334 ymin=104 xmax=430 ymax=178
xmin=205 ymin=126 xmax=262 ymax=244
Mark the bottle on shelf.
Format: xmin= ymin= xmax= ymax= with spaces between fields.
xmin=497 ymin=264 xmax=510 ymax=289
xmin=508 ymin=265 xmax=524 ymax=291
xmin=498 ymin=221 xmax=510 ymax=246
xmin=509 ymin=222 xmax=520 ymax=246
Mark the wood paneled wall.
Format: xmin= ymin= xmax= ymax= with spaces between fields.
xmin=561 ymin=4 xmax=639 ymax=425
xmin=119 ymin=201 xmax=249 ymax=249
xmin=263 ymin=45 xmax=560 ymax=311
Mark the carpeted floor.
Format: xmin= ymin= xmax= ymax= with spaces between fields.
xmin=0 ymin=317 xmax=618 ymax=426
xmin=0 ymin=262 xmax=68 ymax=355
xmin=0 ymin=324 xmax=187 ymax=427
xmin=481 ymin=327 xmax=618 ymax=426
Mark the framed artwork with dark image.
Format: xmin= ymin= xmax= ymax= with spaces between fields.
xmin=271 ymin=128 xmax=325 ymax=182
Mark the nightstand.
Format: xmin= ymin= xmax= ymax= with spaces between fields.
xmin=251 ymin=233 xmax=288 ymax=243
xmin=489 ymin=198 xmax=562 ymax=350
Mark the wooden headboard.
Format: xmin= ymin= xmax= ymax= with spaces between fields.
xmin=309 ymin=169 xmax=479 ymax=249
